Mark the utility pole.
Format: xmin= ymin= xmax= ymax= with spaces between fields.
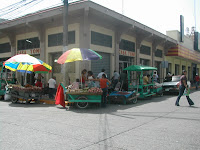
xmin=62 ymin=0 xmax=68 ymax=86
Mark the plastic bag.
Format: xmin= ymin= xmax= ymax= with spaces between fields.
xmin=4 ymin=94 xmax=11 ymax=101
xmin=183 ymin=89 xmax=190 ymax=96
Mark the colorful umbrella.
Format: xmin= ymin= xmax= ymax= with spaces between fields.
xmin=4 ymin=54 xmax=52 ymax=74
xmin=57 ymin=48 xmax=102 ymax=64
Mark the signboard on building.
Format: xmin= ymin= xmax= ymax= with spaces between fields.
xmin=161 ymin=61 xmax=168 ymax=68
xmin=194 ymin=32 xmax=199 ymax=51
xmin=119 ymin=49 xmax=135 ymax=57
xmin=17 ymin=48 xmax=40 ymax=55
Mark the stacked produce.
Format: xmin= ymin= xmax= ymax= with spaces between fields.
xmin=9 ymin=84 xmax=42 ymax=92
xmin=88 ymin=87 xmax=103 ymax=93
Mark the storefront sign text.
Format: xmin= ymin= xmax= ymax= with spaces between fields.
xmin=119 ymin=49 xmax=135 ymax=57
xmin=17 ymin=48 xmax=40 ymax=55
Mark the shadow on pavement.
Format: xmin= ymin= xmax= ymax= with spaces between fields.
xmin=66 ymin=94 xmax=177 ymax=114
xmin=8 ymin=101 xmax=55 ymax=108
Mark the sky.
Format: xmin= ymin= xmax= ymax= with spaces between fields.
xmin=0 ymin=0 xmax=199 ymax=35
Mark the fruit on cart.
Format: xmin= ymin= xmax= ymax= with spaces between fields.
xmin=88 ymin=87 xmax=103 ymax=93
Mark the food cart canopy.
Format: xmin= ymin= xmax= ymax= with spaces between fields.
xmin=124 ymin=65 xmax=157 ymax=71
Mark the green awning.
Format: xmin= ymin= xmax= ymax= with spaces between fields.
xmin=124 ymin=65 xmax=157 ymax=71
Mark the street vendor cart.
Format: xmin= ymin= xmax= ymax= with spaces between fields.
xmin=7 ymin=84 xmax=42 ymax=104
xmin=108 ymin=91 xmax=138 ymax=104
xmin=61 ymin=83 xmax=102 ymax=109
xmin=124 ymin=65 xmax=163 ymax=99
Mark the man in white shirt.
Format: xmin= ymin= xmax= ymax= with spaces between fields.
xmin=112 ymin=70 xmax=120 ymax=89
xmin=48 ymin=76 xmax=57 ymax=99
xmin=97 ymin=69 xmax=107 ymax=79
xmin=152 ymin=71 xmax=159 ymax=83
xmin=96 ymin=69 xmax=107 ymax=88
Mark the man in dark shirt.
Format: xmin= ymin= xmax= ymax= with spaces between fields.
xmin=194 ymin=74 xmax=199 ymax=90
xmin=175 ymin=70 xmax=194 ymax=106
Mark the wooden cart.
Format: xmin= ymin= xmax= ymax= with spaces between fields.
xmin=7 ymin=85 xmax=42 ymax=104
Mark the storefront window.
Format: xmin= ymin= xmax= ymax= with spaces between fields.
xmin=91 ymin=31 xmax=112 ymax=48
xmin=166 ymin=63 xmax=172 ymax=74
xmin=175 ymin=64 xmax=179 ymax=75
xmin=119 ymin=39 xmax=135 ymax=52
xmin=17 ymin=37 xmax=40 ymax=50
xmin=155 ymin=49 xmax=162 ymax=58
xmin=182 ymin=65 xmax=186 ymax=71
xmin=0 ymin=43 xmax=11 ymax=53
xmin=48 ymin=31 xmax=75 ymax=47
xmin=140 ymin=45 xmax=151 ymax=55
xmin=140 ymin=58 xmax=150 ymax=66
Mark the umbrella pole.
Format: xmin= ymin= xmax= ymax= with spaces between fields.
xmin=24 ymin=72 xmax=27 ymax=86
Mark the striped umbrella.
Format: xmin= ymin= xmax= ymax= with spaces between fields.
xmin=57 ymin=48 xmax=102 ymax=64
xmin=3 ymin=54 xmax=52 ymax=74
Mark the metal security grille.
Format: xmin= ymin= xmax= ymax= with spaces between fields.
xmin=91 ymin=52 xmax=110 ymax=79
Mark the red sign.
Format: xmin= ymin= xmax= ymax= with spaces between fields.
xmin=119 ymin=49 xmax=135 ymax=57
xmin=17 ymin=48 xmax=40 ymax=55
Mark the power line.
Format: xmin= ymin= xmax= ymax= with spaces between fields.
xmin=0 ymin=0 xmax=44 ymax=19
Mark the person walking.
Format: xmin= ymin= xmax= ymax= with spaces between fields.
xmin=152 ymin=71 xmax=159 ymax=83
xmin=175 ymin=70 xmax=194 ymax=106
xmin=48 ymin=76 xmax=57 ymax=99
xmin=112 ymin=70 xmax=120 ymax=89
xmin=194 ymin=73 xmax=199 ymax=90
xmin=97 ymin=69 xmax=107 ymax=79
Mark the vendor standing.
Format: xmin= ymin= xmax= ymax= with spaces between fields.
xmin=89 ymin=74 xmax=111 ymax=107
xmin=80 ymin=69 xmax=87 ymax=88
xmin=143 ymin=74 xmax=150 ymax=85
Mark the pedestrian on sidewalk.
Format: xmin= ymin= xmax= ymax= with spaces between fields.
xmin=175 ymin=70 xmax=194 ymax=106
xmin=194 ymin=73 xmax=199 ymax=90
xmin=48 ymin=76 xmax=57 ymax=99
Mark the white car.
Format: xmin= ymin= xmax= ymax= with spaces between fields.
xmin=162 ymin=75 xmax=191 ymax=94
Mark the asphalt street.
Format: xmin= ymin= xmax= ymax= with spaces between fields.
xmin=0 ymin=90 xmax=200 ymax=150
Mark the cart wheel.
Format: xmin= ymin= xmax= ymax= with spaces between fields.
xmin=132 ymin=98 xmax=137 ymax=104
xmin=76 ymin=96 xmax=89 ymax=109
xmin=11 ymin=91 xmax=19 ymax=103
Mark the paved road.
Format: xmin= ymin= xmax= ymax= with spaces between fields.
xmin=1 ymin=90 xmax=200 ymax=150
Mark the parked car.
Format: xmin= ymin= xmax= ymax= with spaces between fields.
xmin=162 ymin=75 xmax=191 ymax=94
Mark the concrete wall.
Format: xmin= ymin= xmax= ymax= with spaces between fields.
xmin=166 ymin=30 xmax=194 ymax=50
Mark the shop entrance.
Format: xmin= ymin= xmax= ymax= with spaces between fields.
xmin=119 ymin=61 xmax=128 ymax=74
xmin=119 ymin=56 xmax=134 ymax=74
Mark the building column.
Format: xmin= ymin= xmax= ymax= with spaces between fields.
xmin=78 ymin=7 xmax=90 ymax=79
xmin=115 ymin=31 xmax=121 ymax=72
xmin=152 ymin=41 xmax=157 ymax=67
xmin=37 ymin=25 xmax=45 ymax=61
xmin=135 ymin=37 xmax=143 ymax=65
xmin=8 ymin=33 xmax=16 ymax=56
xmin=80 ymin=7 xmax=90 ymax=49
